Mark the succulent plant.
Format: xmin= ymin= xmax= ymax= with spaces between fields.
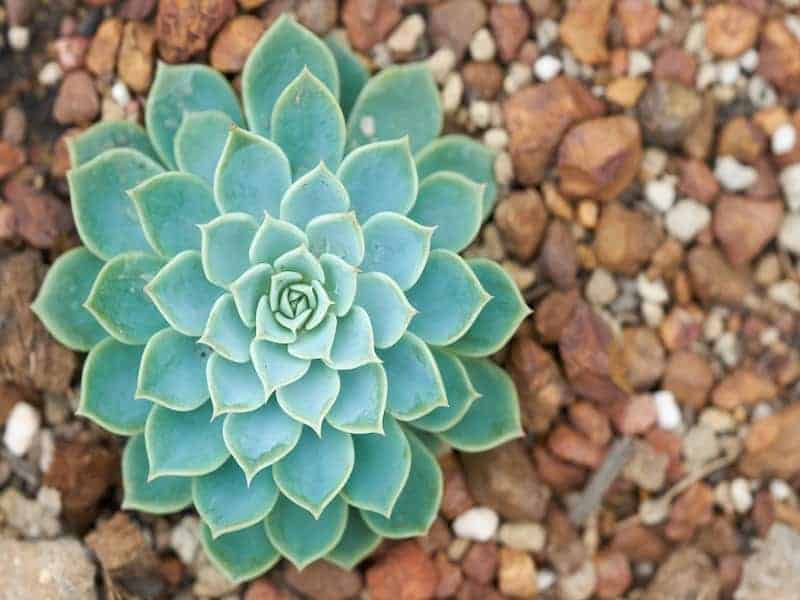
xmin=32 ymin=16 xmax=528 ymax=582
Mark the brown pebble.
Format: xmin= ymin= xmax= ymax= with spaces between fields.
xmin=434 ymin=552 xmax=463 ymax=599
xmin=461 ymin=542 xmax=497 ymax=585
xmin=662 ymin=350 xmax=714 ymax=409
xmin=2 ymin=178 xmax=72 ymax=248
xmin=616 ymin=0 xmax=659 ymax=48
xmin=494 ymin=189 xmax=548 ymax=261
xmin=366 ymin=542 xmax=437 ymax=600
xmin=296 ymin=0 xmax=338 ymax=35
xmin=741 ymin=404 xmax=800 ymax=479
xmin=540 ymin=220 xmax=578 ymax=290
xmin=155 ymin=0 xmax=236 ymax=63
xmin=712 ymin=195 xmax=783 ymax=265
xmin=548 ymin=424 xmax=605 ymax=469
xmin=594 ymin=551 xmax=631 ymax=600
xmin=533 ymin=446 xmax=587 ymax=493
xmin=497 ymin=547 xmax=537 ymax=598
xmin=342 ymin=0 xmax=402 ymax=52
xmin=704 ymin=3 xmax=760 ymax=58
xmin=0 ymin=142 xmax=26 ymax=180
xmin=53 ymin=70 xmax=100 ymax=126
xmin=665 ymin=483 xmax=714 ymax=542
xmin=646 ymin=546 xmax=721 ymax=599
xmin=712 ymin=368 xmax=777 ymax=410
xmin=678 ymin=158 xmax=719 ymax=203
xmin=87 ymin=18 xmax=124 ymax=77
xmin=718 ymin=117 xmax=766 ymax=164
xmin=461 ymin=62 xmax=504 ymax=100
xmin=594 ymin=203 xmax=662 ymax=275
xmin=429 ymin=0 xmax=487 ymax=59
xmin=210 ymin=16 xmax=266 ymax=73
xmin=652 ymin=45 xmax=697 ymax=88
xmin=687 ymin=246 xmax=751 ymax=305
xmin=637 ymin=80 xmax=703 ymax=149
xmin=620 ymin=327 xmax=666 ymax=391
xmin=118 ymin=21 xmax=156 ymax=93
xmin=284 ymin=561 xmax=363 ymax=600
xmin=439 ymin=452 xmax=475 ymax=520
xmin=759 ymin=19 xmax=800 ymax=94
xmin=559 ymin=0 xmax=612 ymax=64
xmin=489 ymin=3 xmax=530 ymax=62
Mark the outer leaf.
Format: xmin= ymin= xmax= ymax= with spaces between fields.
xmin=337 ymin=138 xmax=418 ymax=223
xmin=85 ymin=252 xmax=166 ymax=345
xmin=306 ymin=212 xmax=364 ymax=267
xmin=408 ymin=172 xmax=483 ymax=252
xmin=249 ymin=214 xmax=307 ymax=265
xmin=280 ymin=163 xmax=350 ymax=230
xmin=325 ymin=508 xmax=380 ymax=569
xmin=328 ymin=305 xmax=379 ymax=370
xmin=136 ymin=328 xmax=210 ymax=411
xmin=265 ymin=494 xmax=348 ymax=570
xmin=378 ymin=332 xmax=447 ymax=421
xmin=361 ymin=429 xmax=442 ymax=538
xmin=447 ymin=259 xmax=531 ymax=357
xmin=68 ymin=148 xmax=163 ymax=260
xmin=145 ymin=250 xmax=223 ymax=337
xmin=406 ymin=249 xmax=491 ymax=346
xmin=78 ymin=338 xmax=149 ymax=435
xmin=130 ymin=172 xmax=219 ymax=259
xmin=200 ymin=213 xmax=258 ymax=288
xmin=200 ymin=294 xmax=253 ymax=363
xmin=146 ymin=62 xmax=244 ymax=168
xmin=68 ymin=120 xmax=159 ymax=168
xmin=273 ymin=424 xmax=353 ymax=518
xmin=320 ymin=254 xmax=357 ymax=317
xmin=174 ymin=110 xmax=234 ymax=186
xmin=361 ymin=213 xmax=433 ymax=290
xmin=145 ymin=402 xmax=227 ymax=479
xmin=251 ymin=339 xmax=310 ymax=396
xmin=122 ymin=435 xmax=193 ymax=514
xmin=223 ymin=402 xmax=303 ymax=483
xmin=214 ymin=127 xmax=292 ymax=218
xmin=347 ymin=64 xmax=442 ymax=153
xmin=415 ymin=134 xmax=498 ymax=219
xmin=324 ymin=33 xmax=368 ymax=118
xmin=355 ymin=272 xmax=415 ymax=349
xmin=193 ymin=460 xmax=279 ymax=538
xmin=207 ymin=354 xmax=266 ymax=416
xmin=200 ymin=523 xmax=280 ymax=584
xmin=32 ymin=247 xmax=106 ymax=351
xmin=408 ymin=349 xmax=479 ymax=432
xmin=242 ymin=14 xmax=339 ymax=137
xmin=275 ymin=360 xmax=340 ymax=433
xmin=438 ymin=357 xmax=523 ymax=451
xmin=272 ymin=68 xmax=346 ymax=178
xmin=342 ymin=415 xmax=411 ymax=517
xmin=230 ymin=264 xmax=272 ymax=327
xmin=326 ymin=363 xmax=387 ymax=434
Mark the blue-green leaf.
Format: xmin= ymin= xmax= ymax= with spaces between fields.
xmin=337 ymin=138 xmax=418 ymax=223
xmin=306 ymin=212 xmax=364 ymax=267
xmin=223 ymin=403 xmax=303 ymax=483
xmin=328 ymin=305 xmax=378 ymax=370
xmin=207 ymin=354 xmax=266 ymax=417
xmin=325 ymin=508 xmax=380 ymax=569
xmin=287 ymin=313 xmax=337 ymax=362
xmin=68 ymin=120 xmax=159 ymax=168
xmin=242 ymin=14 xmax=339 ymax=137
xmin=145 ymin=402 xmax=227 ymax=479
xmin=78 ymin=338 xmax=149 ymax=435
xmin=214 ymin=127 xmax=292 ymax=218
xmin=230 ymin=264 xmax=272 ymax=327
xmin=378 ymin=332 xmax=446 ymax=421
xmin=200 ymin=213 xmax=258 ymax=288
xmin=273 ymin=244 xmax=325 ymax=282
xmin=193 ymin=460 xmax=279 ymax=538
xmin=320 ymin=254 xmax=357 ymax=317
xmin=280 ymin=163 xmax=350 ymax=230
xmin=68 ymin=148 xmax=164 ymax=260
xmin=255 ymin=295 xmax=296 ymax=344
xmin=200 ymin=294 xmax=253 ymax=363
xmin=326 ymin=363 xmax=387 ymax=434
xmin=355 ymin=272 xmax=415 ymax=349
xmin=272 ymin=68 xmax=346 ymax=179
xmin=146 ymin=62 xmax=244 ymax=168
xmin=438 ymin=357 xmax=523 ymax=451
xmin=137 ymin=328 xmax=210 ymax=412
xmin=200 ymin=522 xmax=280 ymax=584
xmin=85 ymin=252 xmax=166 ymax=345
xmin=251 ymin=339 xmax=310 ymax=396
xmin=130 ymin=172 xmax=219 ymax=259
xmin=249 ymin=213 xmax=307 ymax=265
xmin=121 ymin=435 xmax=192 ymax=514
xmin=361 ymin=213 xmax=433 ymax=290
xmin=32 ymin=247 xmax=106 ymax=351
xmin=273 ymin=425 xmax=353 ymax=518
xmin=347 ymin=64 xmax=442 ymax=153
xmin=174 ymin=110 xmax=234 ymax=187
xmin=324 ymin=33 xmax=368 ymax=118
xmin=275 ymin=360 xmax=340 ymax=434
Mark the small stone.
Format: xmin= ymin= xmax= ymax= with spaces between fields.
xmin=111 ymin=81 xmax=131 ymax=107
xmin=714 ymin=156 xmax=758 ymax=191
xmin=712 ymin=369 xmax=777 ymax=410
xmin=688 ymin=246 xmax=751 ymax=305
xmin=490 ymin=3 xmax=530 ymax=62
xmin=663 ymin=351 xmax=714 ymax=409
xmin=558 ymin=561 xmax=596 ymax=600
xmin=53 ymin=70 xmax=99 ymax=125
xmin=87 ymin=18 xmax=123 ymax=77
xmin=623 ymin=440 xmax=668 ymax=492
xmin=778 ymin=213 xmax=800 ymax=255
xmin=647 ymin=547 xmax=720 ymax=598
xmin=426 ymin=48 xmax=456 ymax=83
xmin=683 ymin=424 xmax=720 ymax=467
xmin=704 ymin=3 xmax=760 ymax=58
xmin=429 ymin=0 xmax=487 ymax=59
xmin=170 ymin=516 xmax=200 ymax=565
xmin=665 ymin=199 xmax=711 ymax=242
xmin=8 ymin=25 xmax=30 ymax=51
xmin=737 ymin=524 xmax=800 ymax=598
xmin=713 ymin=195 xmax=783 ymax=265
xmin=209 ymin=16 xmax=265 ymax=73
xmin=540 ymin=221 xmax=578 ymax=289
xmin=38 ymin=62 xmax=64 ymax=87
xmin=3 ymin=401 xmax=40 ymax=456
xmin=729 ymin=478 xmax=753 ymax=514
xmin=653 ymin=45 xmax=697 ymax=88
xmin=780 ymin=164 xmax=800 ymax=211
xmin=534 ymin=55 xmax=562 ymax=81
xmin=498 ymin=547 xmax=537 ymax=598
xmin=387 ymin=14 xmax=425 ymax=55
xmin=494 ymin=190 xmax=548 ymax=261
xmin=653 ymin=390 xmax=682 ymax=430
xmin=469 ymin=28 xmax=496 ymax=62
xmin=644 ymin=178 xmax=676 ymax=212
xmin=452 ymin=507 xmax=499 ymax=542
xmin=759 ymin=19 xmax=800 ymax=94
xmin=585 ymin=269 xmax=617 ymax=306
xmin=594 ymin=552 xmax=631 ymax=600
xmin=155 ymin=0 xmax=236 ymax=63
xmin=296 ymin=0 xmax=337 ymax=35
xmin=0 ymin=488 xmax=61 ymax=538
xmin=605 ymin=77 xmax=647 ymax=108
xmin=0 ymin=538 xmax=96 ymax=598
xmin=462 ymin=542 xmax=498 ymax=585
xmin=620 ymin=327 xmax=666 ymax=391
xmin=594 ymin=203 xmax=662 ymax=275
xmin=637 ymin=80 xmax=703 ymax=149
xmin=497 ymin=522 xmax=546 ymax=553
xmin=718 ymin=117 xmax=766 ymax=165
xmin=462 ymin=61 xmax=504 ymax=100
xmin=772 ymin=123 xmax=797 ymax=155
xmin=441 ymin=73 xmax=464 ymax=114
xmin=284 ymin=561 xmax=363 ymax=600
xmin=768 ymin=280 xmax=800 ymax=311
xmin=627 ymin=50 xmax=652 ymax=78
xmin=559 ymin=0 xmax=612 ymax=64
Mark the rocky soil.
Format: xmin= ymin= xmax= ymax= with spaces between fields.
xmin=2 ymin=0 xmax=800 ymax=599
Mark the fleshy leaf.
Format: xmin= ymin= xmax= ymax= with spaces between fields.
xmin=342 ymin=415 xmax=411 ymax=517
xmin=146 ymin=250 xmax=223 ymax=337
xmin=32 ymin=247 xmax=106 ymax=351
xmin=242 ymin=14 xmax=339 ymax=137
xmin=378 ymin=332 xmax=447 ymax=421
xmin=230 ymin=264 xmax=272 ymax=327
xmin=68 ymin=120 xmax=159 ymax=168
xmin=223 ymin=402 xmax=303 ymax=482
xmin=325 ymin=508 xmax=380 ymax=569
xmin=416 ymin=135 xmax=498 ymax=220
xmin=324 ymin=33 xmax=368 ymax=118
xmin=320 ymin=254 xmax=357 ymax=317
xmin=137 ymin=328 xmax=210 ymax=411
xmin=438 ymin=357 xmax=523 ymax=451
xmin=249 ymin=214 xmax=307 ymax=265
xmin=251 ymin=339 xmax=310 ymax=396
xmin=273 ymin=424 xmax=353 ymax=518
xmin=448 ymin=259 xmax=531 ymax=357
xmin=272 ymin=68 xmax=346 ymax=179
xmin=360 ymin=213 xmax=433 ymax=290
xmin=146 ymin=62 xmax=244 ymax=168
xmin=337 ymin=138 xmax=418 ymax=223
xmin=276 ymin=360 xmax=340 ymax=434
xmin=265 ymin=494 xmax=347 ymax=570
xmin=408 ymin=172 xmax=483 ymax=252
xmin=328 ymin=305 xmax=378 ymax=370
xmin=208 ymin=354 xmax=266 ymax=416
xmin=361 ymin=429 xmax=441 ymax=538
xmin=200 ymin=213 xmax=258 ymax=288
xmin=86 ymin=252 xmax=166 ymax=345
xmin=78 ymin=338 xmax=149 ymax=435
xmin=145 ymin=402 xmax=227 ymax=479
xmin=200 ymin=294 xmax=253 ymax=363
xmin=306 ymin=212 xmax=364 ymax=267
xmin=406 ymin=249 xmax=491 ymax=346
xmin=68 ymin=148 xmax=164 ymax=260
xmin=130 ymin=172 xmax=219 ymax=259
xmin=200 ymin=522 xmax=280 ymax=584
xmin=408 ymin=349 xmax=479 ymax=432
xmin=255 ymin=295 xmax=296 ymax=344
xmin=121 ymin=435 xmax=192 ymax=514
xmin=347 ymin=64 xmax=442 ymax=153
xmin=193 ymin=460 xmax=279 ymax=538
xmin=214 ymin=127 xmax=292 ymax=218
xmin=326 ymin=363 xmax=387 ymax=434
xmin=287 ymin=313 xmax=337 ymax=362
xmin=174 ymin=110 xmax=234 ymax=187
xmin=355 ymin=272 xmax=415 ymax=349
xmin=273 ymin=245 xmax=325 ymax=283
xmin=280 ymin=163 xmax=350 ymax=230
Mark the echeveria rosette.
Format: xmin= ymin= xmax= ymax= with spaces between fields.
xmin=32 ymin=16 xmax=529 ymax=583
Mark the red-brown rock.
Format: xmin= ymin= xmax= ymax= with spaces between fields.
xmin=342 ymin=0 xmax=403 ymax=51
xmin=713 ymin=195 xmax=783 ymax=265
xmin=429 ymin=0 xmax=487 ymax=59
xmin=594 ymin=203 xmax=662 ymax=275
xmin=662 ymin=351 xmax=714 ymax=409
xmin=489 ymin=3 xmax=530 ymax=62
xmin=53 ymin=70 xmax=100 ymax=125
xmin=559 ymin=0 xmax=613 ymax=64
xmin=759 ymin=19 xmax=800 ymax=94
xmin=616 ymin=0 xmax=659 ymax=48
xmin=155 ymin=0 xmax=236 ymax=63
xmin=704 ymin=3 xmax=760 ymax=58
xmin=210 ymin=16 xmax=265 ymax=73
xmin=366 ymin=542 xmax=437 ymax=600
xmin=494 ymin=189 xmax=548 ymax=261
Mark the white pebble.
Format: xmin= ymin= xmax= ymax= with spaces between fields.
xmin=537 ymin=569 xmax=557 ymax=591
xmin=748 ymin=76 xmax=777 ymax=108
xmin=714 ymin=155 xmax=758 ymax=191
xmin=714 ymin=331 xmax=740 ymax=367
xmin=586 ymin=269 xmax=618 ymax=306
xmin=534 ymin=55 xmax=562 ymax=81
xmin=641 ymin=301 xmax=664 ymax=327
xmin=785 ymin=14 xmax=800 ymax=40
xmin=8 ymin=26 xmax=30 ymax=51
xmin=628 ymin=50 xmax=652 ymax=77
xmin=497 ymin=522 xmax=547 ymax=552
xmin=452 ymin=506 xmax=499 ymax=541
xmin=469 ymin=28 xmax=496 ymax=62
xmin=3 ymin=402 xmax=41 ymax=457
xmin=636 ymin=274 xmax=669 ymax=304
xmin=730 ymin=478 xmax=753 ymax=513
xmin=38 ymin=62 xmax=63 ymax=87
xmin=684 ymin=22 xmax=706 ymax=55
xmin=536 ymin=19 xmax=559 ymax=48
xmin=769 ymin=479 xmax=793 ymax=502
xmin=504 ymin=62 xmax=531 ymax=95
xmin=427 ymin=48 xmax=456 ymax=83
xmin=696 ymin=63 xmax=718 ymax=90
xmin=441 ymin=73 xmax=463 ymax=114
xmin=644 ymin=178 xmax=676 ymax=212
xmin=483 ymin=128 xmax=508 ymax=151
xmin=387 ymin=14 xmax=425 ymax=54
xmin=717 ymin=60 xmax=740 ymax=86
xmin=111 ymin=80 xmax=131 ymax=107
xmin=653 ymin=390 xmax=682 ymax=430
xmin=768 ymin=280 xmax=800 ymax=312
xmin=781 ymin=164 xmax=800 ymax=211
xmin=469 ymin=100 xmax=492 ymax=129
xmin=772 ymin=123 xmax=797 ymax=155
xmin=739 ymin=49 xmax=759 ymax=72
xmin=778 ymin=212 xmax=800 ymax=255
xmin=665 ymin=199 xmax=711 ymax=242
xmin=494 ymin=151 xmax=513 ymax=186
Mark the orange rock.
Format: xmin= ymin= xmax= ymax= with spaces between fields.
xmin=662 ymin=350 xmax=714 ymax=409
xmin=610 ymin=525 xmax=668 ymax=562
xmin=703 ymin=3 xmax=760 ymax=58
xmin=438 ymin=452 xmax=475 ymax=520
xmin=210 ymin=16 xmax=265 ymax=73
xmin=0 ymin=141 xmax=25 ymax=180
xmin=712 ymin=195 xmax=783 ymax=265
xmin=86 ymin=18 xmax=123 ymax=77
xmin=342 ymin=0 xmax=403 ymax=52
xmin=366 ymin=542 xmax=437 ymax=600
xmin=533 ymin=446 xmax=587 ymax=493
xmin=605 ymin=77 xmax=647 ymax=108
xmin=616 ymin=0 xmax=659 ymax=48
xmin=687 ymin=246 xmax=751 ymax=305
xmin=652 ymin=45 xmax=697 ymax=88
xmin=497 ymin=547 xmax=537 ymax=598
xmin=155 ymin=0 xmax=236 ymax=63
xmin=594 ymin=551 xmax=631 ymax=600
xmin=560 ymin=0 xmax=613 ymax=64
xmin=594 ymin=203 xmax=662 ymax=275
xmin=118 ymin=22 xmax=156 ymax=93
xmin=678 ymin=158 xmax=719 ymax=203
xmin=759 ymin=19 xmax=800 ymax=93
xmin=428 ymin=0 xmax=487 ymax=58
xmin=712 ymin=368 xmax=777 ymax=409
xmin=741 ymin=404 xmax=800 ymax=478
xmin=494 ymin=189 xmax=548 ymax=260
xmin=665 ymin=483 xmax=714 ymax=542
xmin=489 ymin=3 xmax=530 ymax=62
xmin=717 ymin=117 xmax=766 ymax=165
